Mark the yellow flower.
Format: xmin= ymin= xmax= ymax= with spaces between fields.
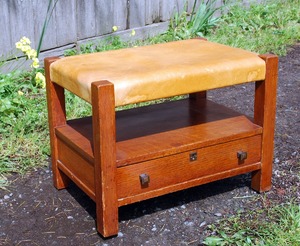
xmin=20 ymin=36 xmax=31 ymax=45
xmin=15 ymin=41 xmax=23 ymax=49
xmin=35 ymin=72 xmax=46 ymax=88
xmin=18 ymin=90 xmax=24 ymax=96
xmin=15 ymin=37 xmax=41 ymax=75
xmin=112 ymin=26 xmax=118 ymax=32
xmin=26 ymin=49 xmax=37 ymax=59
xmin=20 ymin=45 xmax=31 ymax=53
xmin=131 ymin=29 xmax=136 ymax=36
xmin=31 ymin=58 xmax=40 ymax=68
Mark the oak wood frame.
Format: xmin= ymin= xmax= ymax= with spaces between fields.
xmin=252 ymin=54 xmax=278 ymax=191
xmin=45 ymin=52 xmax=277 ymax=238
xmin=45 ymin=57 xmax=70 ymax=189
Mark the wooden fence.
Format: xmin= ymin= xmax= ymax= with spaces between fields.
xmin=0 ymin=0 xmax=260 ymax=71
xmin=1 ymin=1 xmax=199 ymax=55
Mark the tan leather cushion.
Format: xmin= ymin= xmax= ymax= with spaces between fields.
xmin=50 ymin=39 xmax=266 ymax=106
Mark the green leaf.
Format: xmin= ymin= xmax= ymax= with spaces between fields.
xmin=203 ymin=236 xmax=226 ymax=246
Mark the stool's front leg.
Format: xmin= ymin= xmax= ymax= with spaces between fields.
xmin=252 ymin=54 xmax=278 ymax=192
xmin=91 ymin=81 xmax=118 ymax=237
xmin=45 ymin=57 xmax=70 ymax=189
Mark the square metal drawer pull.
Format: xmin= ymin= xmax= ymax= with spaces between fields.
xmin=139 ymin=173 xmax=150 ymax=186
xmin=237 ymin=151 xmax=248 ymax=161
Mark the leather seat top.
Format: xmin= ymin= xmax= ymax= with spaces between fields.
xmin=50 ymin=39 xmax=266 ymax=106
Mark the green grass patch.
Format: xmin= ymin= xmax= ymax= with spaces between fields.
xmin=0 ymin=71 xmax=49 ymax=175
xmin=207 ymin=0 xmax=300 ymax=55
xmin=203 ymin=203 xmax=300 ymax=245
xmin=0 ymin=130 xmax=49 ymax=173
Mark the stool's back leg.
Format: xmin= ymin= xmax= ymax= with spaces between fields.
xmin=252 ymin=54 xmax=278 ymax=192
xmin=45 ymin=57 xmax=70 ymax=189
xmin=190 ymin=39 xmax=207 ymax=101
xmin=189 ymin=91 xmax=207 ymax=100
xmin=92 ymin=81 xmax=118 ymax=237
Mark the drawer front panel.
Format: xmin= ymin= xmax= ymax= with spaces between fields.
xmin=117 ymin=135 xmax=261 ymax=200
xmin=57 ymin=139 xmax=95 ymax=199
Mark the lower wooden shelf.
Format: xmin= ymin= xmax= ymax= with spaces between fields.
xmin=55 ymin=98 xmax=263 ymax=205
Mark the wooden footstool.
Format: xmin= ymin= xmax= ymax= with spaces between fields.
xmin=45 ymin=39 xmax=278 ymax=237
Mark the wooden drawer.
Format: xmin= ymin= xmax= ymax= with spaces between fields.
xmin=117 ymin=135 xmax=261 ymax=204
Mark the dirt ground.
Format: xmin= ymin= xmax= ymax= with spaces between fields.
xmin=1 ymin=44 xmax=299 ymax=246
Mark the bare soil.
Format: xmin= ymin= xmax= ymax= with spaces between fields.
xmin=1 ymin=44 xmax=299 ymax=246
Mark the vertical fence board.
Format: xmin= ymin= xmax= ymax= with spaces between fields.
xmin=113 ymin=0 xmax=127 ymax=31
xmin=8 ymin=0 xmax=35 ymax=49
xmin=77 ymin=0 xmax=96 ymax=39
xmin=0 ymin=1 xmax=12 ymax=57
xmin=33 ymin=0 xmax=57 ymax=52
xmin=129 ymin=0 xmax=146 ymax=28
xmin=55 ymin=0 xmax=77 ymax=46
xmin=176 ymin=0 xmax=186 ymax=13
xmin=145 ymin=0 xmax=160 ymax=25
xmin=95 ymin=0 xmax=114 ymax=35
xmin=160 ymin=0 xmax=177 ymax=21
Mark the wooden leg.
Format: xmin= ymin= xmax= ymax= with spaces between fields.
xmin=45 ymin=57 xmax=70 ymax=189
xmin=189 ymin=91 xmax=207 ymax=100
xmin=251 ymin=54 xmax=278 ymax=192
xmin=91 ymin=81 xmax=118 ymax=237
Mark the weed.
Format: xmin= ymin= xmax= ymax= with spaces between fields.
xmin=0 ymin=174 xmax=9 ymax=190
xmin=64 ymin=36 xmax=129 ymax=56
xmin=189 ymin=0 xmax=222 ymax=36
xmin=63 ymin=48 xmax=77 ymax=57
xmin=203 ymin=203 xmax=300 ymax=245
xmin=65 ymin=91 xmax=91 ymax=119
xmin=0 ymin=129 xmax=49 ymax=173
xmin=80 ymin=42 xmax=95 ymax=54
xmin=0 ymin=71 xmax=41 ymax=129
xmin=0 ymin=69 xmax=49 ymax=175
xmin=168 ymin=0 xmax=222 ymax=40
xmin=207 ymin=0 xmax=300 ymax=55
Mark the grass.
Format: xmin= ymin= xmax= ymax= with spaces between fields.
xmin=203 ymin=203 xmax=300 ymax=245
xmin=0 ymin=71 xmax=49 ymax=174
xmin=207 ymin=0 xmax=300 ymax=55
